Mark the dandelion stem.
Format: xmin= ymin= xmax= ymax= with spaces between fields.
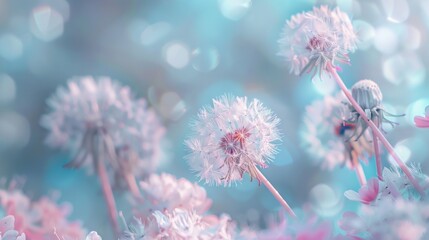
xmin=327 ymin=65 xmax=424 ymax=196
xmin=355 ymin=163 xmax=367 ymax=186
xmin=254 ymin=167 xmax=296 ymax=217
xmin=93 ymin=134 xmax=119 ymax=236
xmin=372 ymin=132 xmax=383 ymax=181
xmin=124 ymin=171 xmax=142 ymax=199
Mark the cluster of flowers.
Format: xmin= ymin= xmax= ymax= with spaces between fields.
xmin=0 ymin=179 xmax=85 ymax=239
xmin=2 ymin=4 xmax=429 ymax=240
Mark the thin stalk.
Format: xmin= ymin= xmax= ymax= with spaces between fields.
xmin=254 ymin=167 xmax=296 ymax=217
xmin=124 ymin=171 xmax=142 ymax=199
xmin=327 ymin=65 xmax=424 ymax=196
xmin=373 ymin=132 xmax=383 ymax=180
xmin=355 ymin=163 xmax=367 ymax=186
xmin=93 ymin=134 xmax=119 ymax=236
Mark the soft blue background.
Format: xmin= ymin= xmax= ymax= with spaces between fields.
xmin=0 ymin=0 xmax=428 ymax=238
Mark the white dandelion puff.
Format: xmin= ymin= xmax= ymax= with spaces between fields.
xmin=186 ymin=95 xmax=295 ymax=216
xmin=278 ymin=5 xmax=357 ymax=76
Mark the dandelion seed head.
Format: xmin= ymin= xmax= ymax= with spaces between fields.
xmin=41 ymin=76 xmax=165 ymax=184
xmin=278 ymin=6 xmax=357 ymax=76
xmin=346 ymin=79 xmax=404 ymax=139
xmin=351 ymin=79 xmax=383 ymax=110
xmin=301 ymin=93 xmax=372 ymax=170
xmin=186 ymin=95 xmax=281 ymax=186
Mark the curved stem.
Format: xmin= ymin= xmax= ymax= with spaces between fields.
xmin=254 ymin=167 xmax=296 ymax=217
xmin=327 ymin=65 xmax=424 ymax=196
xmin=93 ymin=134 xmax=119 ymax=236
xmin=124 ymin=171 xmax=142 ymax=199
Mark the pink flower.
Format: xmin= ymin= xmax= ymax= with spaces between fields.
xmin=131 ymin=173 xmax=212 ymax=217
xmin=344 ymin=178 xmax=379 ymax=204
xmin=186 ymin=95 xmax=281 ymax=186
xmin=0 ymin=183 xmax=85 ymax=240
xmin=414 ymin=106 xmax=429 ymax=128
xmin=345 ymin=166 xmax=429 ymax=205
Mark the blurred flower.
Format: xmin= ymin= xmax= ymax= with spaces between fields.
xmin=414 ymin=105 xmax=429 ymax=128
xmin=120 ymin=209 xmax=235 ymax=240
xmin=0 ymin=181 xmax=85 ymax=240
xmin=238 ymin=212 xmax=333 ymax=240
xmin=301 ymin=92 xmax=373 ymax=170
xmin=339 ymin=199 xmax=429 ymax=240
xmin=86 ymin=231 xmax=102 ymax=240
xmin=131 ymin=173 xmax=211 ymax=217
xmin=119 ymin=212 xmax=145 ymax=240
xmin=346 ymin=80 xmax=404 ymax=140
xmin=0 ymin=216 xmax=26 ymax=240
xmin=41 ymin=76 xmax=165 ymax=187
xmin=185 ymin=95 xmax=281 ymax=186
xmin=278 ymin=5 xmax=357 ymax=76
xmin=345 ymin=165 xmax=429 ymax=204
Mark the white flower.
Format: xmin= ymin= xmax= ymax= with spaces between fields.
xmin=186 ymin=95 xmax=281 ymax=186
xmin=41 ymin=76 xmax=165 ymax=185
xmin=346 ymin=80 xmax=404 ymax=139
xmin=148 ymin=208 xmax=234 ymax=240
xmin=86 ymin=231 xmax=102 ymax=240
xmin=301 ymin=92 xmax=372 ymax=169
xmin=278 ymin=5 xmax=357 ymax=76
xmin=0 ymin=216 xmax=26 ymax=240
xmin=132 ymin=173 xmax=211 ymax=216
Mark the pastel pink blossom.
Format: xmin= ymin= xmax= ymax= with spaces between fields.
xmin=414 ymin=106 xmax=429 ymax=128
xmin=301 ymin=92 xmax=373 ymax=170
xmin=278 ymin=6 xmax=357 ymax=76
xmin=0 ymin=216 xmax=26 ymax=240
xmin=186 ymin=95 xmax=281 ymax=186
xmin=339 ymin=199 xmax=429 ymax=240
xmin=0 ymin=183 xmax=85 ymax=240
xmin=131 ymin=173 xmax=212 ymax=217
xmin=345 ymin=166 xmax=429 ymax=204
xmin=344 ymin=178 xmax=379 ymax=204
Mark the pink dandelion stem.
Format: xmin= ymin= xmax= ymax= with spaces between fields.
xmin=373 ymin=132 xmax=383 ymax=181
xmin=327 ymin=64 xmax=424 ymax=196
xmin=93 ymin=137 xmax=119 ymax=236
xmin=123 ymin=170 xmax=142 ymax=199
xmin=371 ymin=118 xmax=383 ymax=180
xmin=355 ymin=163 xmax=367 ymax=186
xmin=254 ymin=167 xmax=296 ymax=217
